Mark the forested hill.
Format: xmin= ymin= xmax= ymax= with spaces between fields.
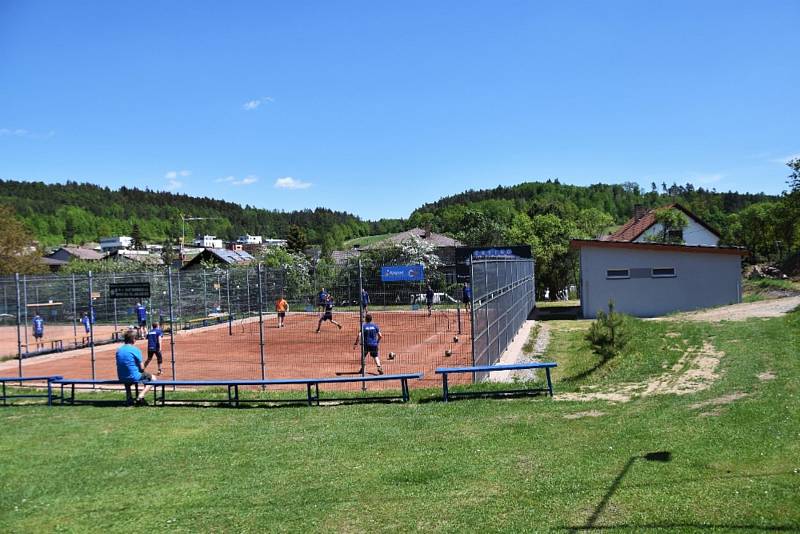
xmin=408 ymin=180 xmax=783 ymax=250
xmin=0 ymin=180 xmax=404 ymax=248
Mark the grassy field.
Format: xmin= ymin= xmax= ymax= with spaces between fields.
xmin=1 ymin=309 xmax=798 ymax=532
xmin=343 ymin=234 xmax=394 ymax=248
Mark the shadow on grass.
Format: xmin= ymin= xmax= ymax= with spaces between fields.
xmin=560 ymin=353 xmax=616 ymax=384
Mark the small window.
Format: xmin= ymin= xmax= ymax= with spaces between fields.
xmin=652 ymin=268 xmax=676 ymax=278
xmin=606 ymin=269 xmax=630 ymax=279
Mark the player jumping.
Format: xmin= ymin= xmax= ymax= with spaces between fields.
xmin=315 ymin=295 xmax=342 ymax=332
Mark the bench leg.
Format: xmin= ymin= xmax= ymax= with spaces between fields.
xmin=546 ymin=367 xmax=553 ymax=397
xmin=235 ymin=385 xmax=240 ymax=408
xmin=47 ymin=381 xmax=52 ymax=407
xmin=442 ymin=374 xmax=449 ymax=403
xmin=2 ymin=382 xmax=6 ymax=406
xmin=306 ymin=383 xmax=313 ymax=406
xmin=315 ymin=383 xmax=320 ymax=406
xmin=401 ymin=379 xmax=409 ymax=402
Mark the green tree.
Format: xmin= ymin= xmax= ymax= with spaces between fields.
xmin=0 ymin=205 xmax=47 ymax=274
xmin=585 ymin=301 xmax=630 ymax=361
xmin=64 ymin=218 xmax=76 ymax=244
xmin=286 ymin=225 xmax=308 ymax=253
xmin=644 ymin=208 xmax=689 ymax=244
xmin=131 ymin=223 xmax=144 ymax=250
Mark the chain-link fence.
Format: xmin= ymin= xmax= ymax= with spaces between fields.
xmin=470 ymin=258 xmax=536 ymax=379
xmin=0 ymin=256 xmax=534 ymax=390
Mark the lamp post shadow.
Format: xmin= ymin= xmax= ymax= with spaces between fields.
xmin=574 ymin=451 xmax=672 ymax=532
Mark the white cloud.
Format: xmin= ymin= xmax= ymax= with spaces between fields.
xmin=0 ymin=128 xmax=54 ymax=139
xmin=165 ymin=169 xmax=191 ymax=180
xmin=216 ymin=174 xmax=259 ymax=186
xmin=770 ymin=153 xmax=800 ymax=164
xmin=242 ymin=96 xmax=274 ymax=111
xmin=274 ymin=176 xmax=311 ymax=190
xmin=165 ymin=179 xmax=183 ymax=191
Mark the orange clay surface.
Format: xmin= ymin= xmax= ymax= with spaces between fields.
xmin=0 ymin=310 xmax=472 ymax=392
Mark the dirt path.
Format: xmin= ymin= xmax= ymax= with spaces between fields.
xmin=653 ymin=296 xmax=800 ymax=322
xmin=556 ymin=341 xmax=725 ymax=403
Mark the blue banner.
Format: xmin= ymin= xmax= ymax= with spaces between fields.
xmin=381 ymin=264 xmax=425 ymax=282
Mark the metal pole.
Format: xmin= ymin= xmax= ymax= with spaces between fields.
xmin=176 ymin=270 xmax=182 ymax=330
xmin=15 ymin=274 xmax=23 ymax=377
xmin=88 ymin=271 xmax=96 ymax=381
xmin=112 ymin=273 xmax=118 ymax=334
xmin=357 ymin=259 xmax=366 ymax=390
xmin=202 ymin=270 xmax=208 ymax=317
xmin=256 ymin=263 xmax=266 ymax=381
xmin=167 ymin=266 xmax=177 ymax=383
xmin=226 ymin=269 xmax=232 ymax=336
xmin=22 ymin=275 xmax=28 ymax=350
xmin=469 ymin=259 xmax=477 ymax=373
xmin=71 ymin=274 xmax=78 ymax=339
xmin=246 ymin=270 xmax=251 ymax=316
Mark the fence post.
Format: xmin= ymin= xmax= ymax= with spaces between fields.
xmin=246 ymin=270 xmax=251 ymax=316
xmin=22 ymin=275 xmax=28 ymax=352
xmin=226 ymin=269 xmax=232 ymax=336
xmin=256 ymin=263 xmax=266 ymax=381
xmin=15 ymin=273 xmax=23 ymax=377
xmin=469 ymin=259 xmax=477 ymax=375
xmin=88 ymin=271 xmax=96 ymax=381
xmin=167 ymin=266 xmax=177 ymax=382
xmin=112 ymin=273 xmax=119 ymax=334
xmin=71 ymin=274 xmax=78 ymax=339
xmin=176 ymin=271 xmax=183 ymax=329
xmin=202 ymin=270 xmax=208 ymax=317
xmin=358 ymin=259 xmax=366 ymax=390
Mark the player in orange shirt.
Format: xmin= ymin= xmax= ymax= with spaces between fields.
xmin=275 ymin=295 xmax=289 ymax=328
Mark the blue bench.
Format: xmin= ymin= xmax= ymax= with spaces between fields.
xmin=0 ymin=375 xmax=63 ymax=406
xmin=435 ymin=362 xmax=557 ymax=402
xmin=150 ymin=373 xmax=423 ymax=407
xmin=52 ymin=379 xmax=148 ymax=405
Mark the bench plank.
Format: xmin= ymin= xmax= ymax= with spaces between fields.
xmin=435 ymin=362 xmax=557 ymax=402
xmin=1 ymin=375 xmax=64 ymax=406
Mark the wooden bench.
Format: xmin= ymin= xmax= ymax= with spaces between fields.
xmin=150 ymin=373 xmax=423 ymax=407
xmin=0 ymin=375 xmax=63 ymax=406
xmin=52 ymin=379 xmax=147 ymax=405
xmin=435 ymin=362 xmax=557 ymax=402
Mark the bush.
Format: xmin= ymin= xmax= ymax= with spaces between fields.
xmin=585 ymin=300 xmax=629 ymax=360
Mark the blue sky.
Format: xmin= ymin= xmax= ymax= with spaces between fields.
xmin=1 ymin=1 xmax=798 ymax=220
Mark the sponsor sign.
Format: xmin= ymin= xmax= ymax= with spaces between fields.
xmin=109 ymin=282 xmax=151 ymax=299
xmin=380 ymin=264 xmax=425 ymax=282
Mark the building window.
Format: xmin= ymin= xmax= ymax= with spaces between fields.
xmin=606 ymin=269 xmax=630 ymax=279
xmin=652 ymin=267 xmax=676 ymax=278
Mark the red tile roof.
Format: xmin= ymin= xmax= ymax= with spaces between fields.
xmin=601 ymin=203 xmax=720 ymax=242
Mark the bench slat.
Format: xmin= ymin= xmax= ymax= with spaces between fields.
xmin=436 ymin=363 xmax=556 ymax=374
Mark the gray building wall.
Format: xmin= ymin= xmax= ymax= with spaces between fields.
xmin=580 ymin=246 xmax=742 ymax=318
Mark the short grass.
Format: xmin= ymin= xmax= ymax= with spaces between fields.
xmin=1 ymin=312 xmax=799 ymax=532
xmin=343 ymin=233 xmax=394 ymax=247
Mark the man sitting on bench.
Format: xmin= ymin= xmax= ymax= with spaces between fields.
xmin=116 ymin=329 xmax=155 ymax=406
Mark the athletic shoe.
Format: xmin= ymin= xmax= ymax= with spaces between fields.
xmin=337 ymin=324 xmax=342 ymax=330
xmin=377 ymin=367 xmax=384 ymax=375
xmin=134 ymin=398 xmax=149 ymax=407
xmin=315 ymin=329 xmax=320 ymax=333
xmin=157 ymin=369 xmax=163 ymax=376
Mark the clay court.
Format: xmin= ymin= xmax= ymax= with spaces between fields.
xmin=1 ymin=309 xmax=473 ymax=391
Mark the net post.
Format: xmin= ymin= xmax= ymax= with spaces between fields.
xmin=111 ymin=273 xmax=118 ymax=335
xmin=167 ymin=266 xmax=177 ymax=384
xmin=469 ymin=258 xmax=477 ymax=380
xmin=15 ymin=273 xmax=23 ymax=377
xmin=22 ymin=275 xmax=29 ymax=354
xmin=88 ymin=271 xmax=96 ymax=381
xmin=256 ymin=263 xmax=266 ymax=382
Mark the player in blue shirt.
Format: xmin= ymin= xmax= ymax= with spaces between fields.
xmin=144 ymin=322 xmax=164 ymax=375
xmin=462 ymin=282 xmax=472 ymax=310
xmin=353 ymin=314 xmax=383 ymax=375
xmin=317 ymin=288 xmax=329 ymax=313
xmin=425 ymin=285 xmax=435 ymax=317
xmin=32 ymin=312 xmax=45 ymax=350
xmin=360 ymin=288 xmax=370 ymax=313
xmin=135 ymin=302 xmax=147 ymax=339
xmin=315 ymin=295 xmax=342 ymax=332
xmin=115 ymin=330 xmax=155 ymax=406
xmin=80 ymin=311 xmax=91 ymax=342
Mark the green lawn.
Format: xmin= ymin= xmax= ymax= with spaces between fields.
xmin=1 ymin=310 xmax=798 ymax=532
xmin=343 ymin=233 xmax=394 ymax=247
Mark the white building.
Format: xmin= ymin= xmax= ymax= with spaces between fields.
xmin=237 ymin=234 xmax=263 ymax=245
xmin=263 ymin=238 xmax=287 ymax=247
xmin=601 ymin=203 xmax=719 ymax=247
xmin=99 ymin=236 xmax=133 ymax=252
xmin=195 ymin=235 xmax=224 ymax=248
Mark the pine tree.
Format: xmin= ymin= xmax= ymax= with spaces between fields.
xmin=131 ymin=223 xmax=143 ymax=250
xmin=286 ymin=225 xmax=308 ymax=253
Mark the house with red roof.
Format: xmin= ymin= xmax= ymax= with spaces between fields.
xmin=571 ymin=205 xmax=744 ymax=318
